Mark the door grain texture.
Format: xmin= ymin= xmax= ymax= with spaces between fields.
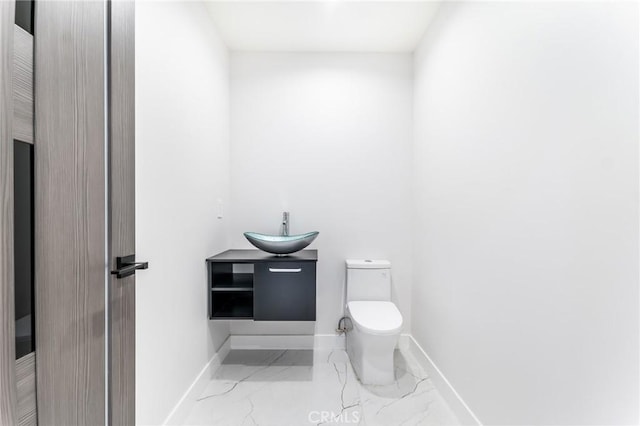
xmin=12 ymin=25 xmax=33 ymax=145
xmin=34 ymin=2 xmax=107 ymax=425
xmin=109 ymin=1 xmax=136 ymax=424
xmin=0 ymin=1 xmax=18 ymax=424
xmin=16 ymin=353 xmax=37 ymax=426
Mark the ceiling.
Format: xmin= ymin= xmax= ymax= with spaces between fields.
xmin=205 ymin=1 xmax=441 ymax=52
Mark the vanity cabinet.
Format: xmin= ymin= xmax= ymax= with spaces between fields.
xmin=254 ymin=262 xmax=316 ymax=321
xmin=206 ymin=250 xmax=317 ymax=321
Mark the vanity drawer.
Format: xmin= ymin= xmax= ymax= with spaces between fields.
xmin=254 ymin=262 xmax=316 ymax=321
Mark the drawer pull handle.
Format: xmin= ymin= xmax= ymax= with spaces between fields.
xmin=269 ymin=268 xmax=302 ymax=273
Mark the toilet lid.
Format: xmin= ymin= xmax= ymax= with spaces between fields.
xmin=347 ymin=301 xmax=403 ymax=335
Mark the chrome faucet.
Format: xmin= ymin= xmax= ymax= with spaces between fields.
xmin=281 ymin=212 xmax=289 ymax=236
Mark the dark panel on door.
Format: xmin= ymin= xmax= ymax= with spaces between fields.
xmin=14 ymin=1 xmax=34 ymax=35
xmin=35 ymin=1 xmax=107 ymax=424
xmin=14 ymin=140 xmax=34 ymax=359
xmin=254 ymin=262 xmax=316 ymax=321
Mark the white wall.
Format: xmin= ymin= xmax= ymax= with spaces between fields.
xmin=413 ymin=2 xmax=639 ymax=425
xmin=229 ymin=53 xmax=414 ymax=336
xmin=135 ymin=2 xmax=230 ymax=424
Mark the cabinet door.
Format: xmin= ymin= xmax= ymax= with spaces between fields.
xmin=254 ymin=262 xmax=316 ymax=321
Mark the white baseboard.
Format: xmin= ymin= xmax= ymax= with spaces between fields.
xmin=229 ymin=333 xmax=348 ymax=350
xmin=315 ymin=333 xmax=346 ymax=349
xmin=230 ymin=334 xmax=315 ymax=349
xmin=230 ymin=333 xmax=411 ymax=351
xmin=162 ymin=337 xmax=231 ymax=426
xmin=407 ymin=335 xmax=482 ymax=426
xmin=398 ymin=333 xmax=411 ymax=350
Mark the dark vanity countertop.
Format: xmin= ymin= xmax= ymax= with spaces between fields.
xmin=206 ymin=249 xmax=318 ymax=263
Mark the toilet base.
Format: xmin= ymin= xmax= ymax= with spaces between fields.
xmin=346 ymin=315 xmax=400 ymax=385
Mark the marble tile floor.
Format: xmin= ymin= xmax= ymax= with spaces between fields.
xmin=183 ymin=347 xmax=460 ymax=426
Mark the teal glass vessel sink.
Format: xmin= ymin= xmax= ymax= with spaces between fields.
xmin=243 ymin=231 xmax=319 ymax=256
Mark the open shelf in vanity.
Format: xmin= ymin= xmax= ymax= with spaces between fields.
xmin=206 ymin=249 xmax=317 ymax=321
xmin=209 ymin=262 xmax=255 ymax=319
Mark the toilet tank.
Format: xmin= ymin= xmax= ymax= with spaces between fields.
xmin=345 ymin=259 xmax=391 ymax=302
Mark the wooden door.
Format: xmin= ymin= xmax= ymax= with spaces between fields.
xmin=34 ymin=1 xmax=137 ymax=425
xmin=0 ymin=1 xmax=18 ymax=422
xmin=34 ymin=1 xmax=107 ymax=424
xmin=2 ymin=1 xmax=37 ymax=424
xmin=1 ymin=2 xmax=136 ymax=424
xmin=109 ymin=2 xmax=136 ymax=424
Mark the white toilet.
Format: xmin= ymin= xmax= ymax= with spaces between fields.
xmin=345 ymin=259 xmax=403 ymax=385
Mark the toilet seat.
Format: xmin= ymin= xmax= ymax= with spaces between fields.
xmin=347 ymin=301 xmax=403 ymax=336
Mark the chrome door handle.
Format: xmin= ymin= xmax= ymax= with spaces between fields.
xmin=268 ymin=268 xmax=301 ymax=273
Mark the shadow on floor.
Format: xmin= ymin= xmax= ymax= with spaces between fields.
xmin=217 ymin=349 xmax=315 ymax=382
